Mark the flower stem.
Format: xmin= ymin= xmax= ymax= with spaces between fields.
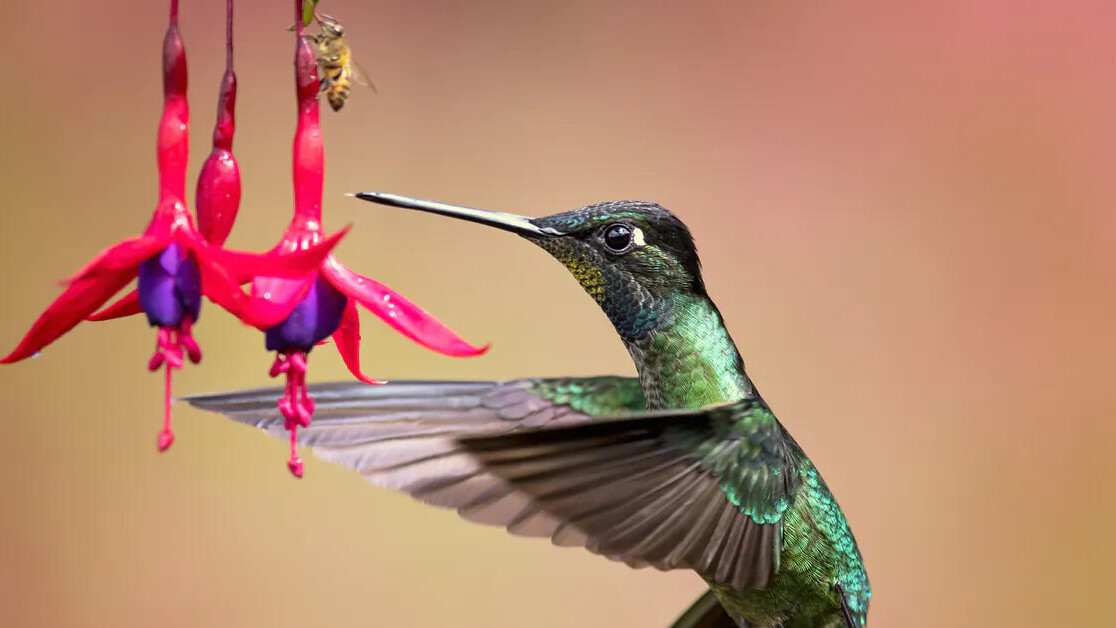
xmin=225 ymin=0 xmax=234 ymax=72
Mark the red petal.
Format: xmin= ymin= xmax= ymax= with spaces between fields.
xmin=3 ymin=236 xmax=168 ymax=362
xmin=2 ymin=267 xmax=154 ymax=364
xmin=239 ymin=274 xmax=316 ymax=330
xmin=87 ymin=289 xmax=142 ymax=321
xmin=331 ymin=300 xmax=386 ymax=385
xmin=320 ymin=256 xmax=489 ymax=358
xmin=61 ymin=236 xmax=167 ymax=285
xmin=196 ymin=226 xmax=349 ymax=280
xmin=194 ymin=249 xmax=250 ymax=317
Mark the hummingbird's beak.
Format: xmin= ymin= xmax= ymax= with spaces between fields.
xmin=350 ymin=192 xmax=563 ymax=237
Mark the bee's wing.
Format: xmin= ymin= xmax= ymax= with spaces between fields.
xmin=351 ymin=58 xmax=379 ymax=94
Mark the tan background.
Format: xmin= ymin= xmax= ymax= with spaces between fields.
xmin=1 ymin=1 xmax=1114 ymax=626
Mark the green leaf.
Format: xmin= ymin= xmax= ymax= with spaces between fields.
xmin=287 ymin=0 xmax=318 ymax=31
xmin=303 ymin=0 xmax=318 ymax=25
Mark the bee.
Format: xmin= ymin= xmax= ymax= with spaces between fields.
xmin=306 ymin=14 xmax=377 ymax=111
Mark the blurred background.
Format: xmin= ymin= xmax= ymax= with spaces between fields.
xmin=1 ymin=0 xmax=1114 ymax=626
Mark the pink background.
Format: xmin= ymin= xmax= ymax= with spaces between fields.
xmin=1 ymin=1 xmax=1113 ymax=626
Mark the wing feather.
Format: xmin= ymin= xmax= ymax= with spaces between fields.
xmin=184 ymin=380 xmax=795 ymax=590
xmin=450 ymin=403 xmax=796 ymax=589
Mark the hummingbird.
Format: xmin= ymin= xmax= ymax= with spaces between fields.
xmin=186 ymin=192 xmax=871 ymax=627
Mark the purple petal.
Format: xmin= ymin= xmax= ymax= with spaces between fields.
xmin=176 ymin=250 xmax=202 ymax=322
xmin=139 ymin=254 xmax=182 ymax=327
xmin=138 ymin=243 xmax=202 ymax=327
xmin=265 ymin=275 xmax=348 ymax=352
xmin=157 ymin=242 xmax=184 ymax=275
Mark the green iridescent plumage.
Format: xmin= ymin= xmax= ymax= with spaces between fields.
xmin=186 ymin=195 xmax=871 ymax=627
xmin=527 ymin=376 xmax=645 ymax=416
xmin=530 ymin=201 xmax=871 ymax=624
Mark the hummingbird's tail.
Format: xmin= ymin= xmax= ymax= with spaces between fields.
xmin=669 ymin=589 xmax=739 ymax=628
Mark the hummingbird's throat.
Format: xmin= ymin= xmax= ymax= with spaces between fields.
xmin=531 ymin=237 xmax=753 ymax=409
xmin=533 ymin=238 xmax=666 ymax=339
xmin=535 ymin=242 xmax=608 ymax=304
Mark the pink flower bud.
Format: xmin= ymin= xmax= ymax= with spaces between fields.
xmin=197 ymin=69 xmax=241 ymax=246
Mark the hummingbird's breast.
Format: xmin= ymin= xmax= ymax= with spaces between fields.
xmin=622 ymin=294 xmax=755 ymax=410
xmin=626 ymin=294 xmax=871 ymax=626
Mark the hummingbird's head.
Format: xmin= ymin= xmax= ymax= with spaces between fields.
xmin=528 ymin=200 xmax=705 ymax=300
xmin=354 ymin=193 xmax=705 ymax=340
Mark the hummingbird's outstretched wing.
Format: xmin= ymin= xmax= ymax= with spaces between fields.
xmin=184 ymin=377 xmax=645 ymax=435
xmin=451 ymin=399 xmax=796 ymax=591
xmin=185 ymin=382 xmax=795 ymax=592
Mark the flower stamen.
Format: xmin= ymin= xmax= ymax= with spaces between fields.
xmin=147 ymin=314 xmax=201 ymax=451
xmin=270 ymin=349 xmax=313 ymax=477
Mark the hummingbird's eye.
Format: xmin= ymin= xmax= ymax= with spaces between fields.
xmin=603 ymin=224 xmax=634 ymax=252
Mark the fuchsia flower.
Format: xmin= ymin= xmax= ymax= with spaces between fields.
xmin=249 ymin=9 xmax=487 ymax=477
xmin=89 ymin=0 xmax=242 ymax=323
xmin=5 ymin=0 xmax=486 ymax=478
xmin=2 ymin=1 xmax=344 ymax=452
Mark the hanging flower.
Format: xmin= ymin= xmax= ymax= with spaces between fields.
xmin=2 ymin=1 xmax=345 ymax=453
xmin=89 ymin=0 xmax=242 ymax=322
xmin=246 ymin=4 xmax=487 ymax=477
